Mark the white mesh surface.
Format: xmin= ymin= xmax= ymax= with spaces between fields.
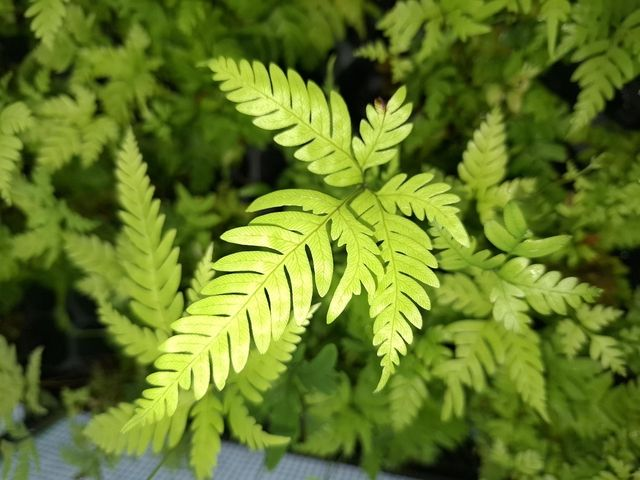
xmin=4 ymin=418 xmax=418 ymax=479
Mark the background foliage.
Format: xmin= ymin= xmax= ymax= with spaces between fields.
xmin=1 ymin=0 xmax=639 ymax=479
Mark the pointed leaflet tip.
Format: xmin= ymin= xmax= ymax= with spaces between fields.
xmin=375 ymin=368 xmax=392 ymax=392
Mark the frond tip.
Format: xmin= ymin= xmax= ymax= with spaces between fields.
xmin=209 ymin=57 xmax=361 ymax=187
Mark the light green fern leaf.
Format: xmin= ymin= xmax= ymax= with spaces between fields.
xmin=224 ymin=388 xmax=289 ymax=450
xmin=439 ymin=273 xmax=492 ymax=317
xmin=352 ymin=87 xmax=413 ymax=170
xmin=0 ymin=336 xmax=24 ymax=422
xmin=24 ymin=347 xmax=46 ymax=415
xmin=434 ymin=320 xmax=505 ymax=420
xmin=124 ymin=196 xmax=338 ymax=427
xmin=570 ymin=43 xmax=638 ymax=134
xmin=187 ymin=243 xmax=215 ymax=304
xmin=503 ymin=326 xmax=548 ymax=419
xmin=355 ymin=40 xmax=389 ymax=63
xmin=556 ymin=319 xmax=588 ymax=357
xmin=377 ymin=173 xmax=469 ymax=247
xmin=377 ymin=0 xmax=426 ymax=54
xmin=0 ymin=102 xmax=32 ymax=203
xmin=539 ymin=0 xmax=571 ymax=57
xmin=589 ymin=335 xmax=625 ymax=375
xmin=458 ymin=108 xmax=507 ymax=197
xmin=497 ymin=257 xmax=599 ymax=316
xmin=576 ymin=304 xmax=623 ymax=332
xmin=25 ymin=0 xmax=68 ymax=46
xmin=97 ymin=302 xmax=167 ymax=365
xmin=64 ymin=233 xmax=124 ymax=301
xmin=34 ymin=87 xmax=117 ymax=171
xmin=116 ymin=131 xmax=184 ymax=332
xmin=353 ymin=189 xmax=438 ymax=389
xmin=326 ymin=200 xmax=383 ymax=323
xmin=209 ymin=57 xmax=361 ymax=187
xmin=489 ymin=274 xmax=531 ymax=331
xmin=230 ymin=313 xmax=310 ymax=404
xmin=84 ymin=396 xmax=193 ymax=456
xmin=388 ymin=363 xmax=428 ymax=431
xmin=189 ymin=393 xmax=224 ymax=480
xmin=484 ymin=202 xmax=570 ymax=258
xmin=433 ymin=229 xmax=506 ymax=271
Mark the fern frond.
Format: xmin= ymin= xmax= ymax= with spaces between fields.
xmin=64 ymin=233 xmax=124 ymax=301
xmin=84 ymin=396 xmax=193 ymax=456
xmin=576 ymin=304 xmax=623 ymax=332
xmin=388 ymin=363 xmax=428 ymax=431
xmin=224 ymin=388 xmax=289 ymax=450
xmin=189 ymin=393 xmax=224 ymax=480
xmin=502 ymin=326 xmax=548 ymax=419
xmin=539 ymin=0 xmax=571 ymax=57
xmin=124 ymin=194 xmax=339 ymax=427
xmin=433 ymin=229 xmax=506 ymax=271
xmin=231 ymin=313 xmax=310 ymax=404
xmin=116 ymin=131 xmax=184 ymax=332
xmin=97 ymin=302 xmax=167 ymax=365
xmin=458 ymin=109 xmax=507 ymax=196
xmin=0 ymin=336 xmax=24 ymax=422
xmin=209 ymin=57 xmax=361 ymax=187
xmin=489 ymin=274 xmax=531 ymax=331
xmin=0 ymin=102 xmax=32 ymax=204
xmin=377 ymin=173 xmax=469 ymax=247
xmin=434 ymin=320 xmax=505 ymax=420
xmin=497 ymin=257 xmax=599 ymax=316
xmin=439 ymin=273 xmax=492 ymax=317
xmin=484 ymin=202 xmax=570 ymax=258
xmin=556 ymin=319 xmax=588 ymax=357
xmin=187 ymin=243 xmax=215 ymax=304
xmin=352 ymin=87 xmax=413 ymax=171
xmin=355 ymin=40 xmax=389 ymax=63
xmin=570 ymin=44 xmax=637 ymax=134
xmin=589 ymin=335 xmax=625 ymax=374
xmin=377 ymin=0 xmax=426 ymax=54
xmin=353 ymin=189 xmax=438 ymax=389
xmin=33 ymin=87 xmax=116 ymax=171
xmin=24 ymin=347 xmax=46 ymax=415
xmin=25 ymin=0 xmax=68 ymax=47
xmin=327 ymin=200 xmax=383 ymax=323
xmin=80 ymin=116 xmax=118 ymax=167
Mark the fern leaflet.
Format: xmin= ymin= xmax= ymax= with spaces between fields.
xmin=458 ymin=108 xmax=507 ymax=197
xmin=189 ymin=393 xmax=224 ymax=480
xmin=25 ymin=0 xmax=68 ymax=47
xmin=97 ymin=302 xmax=167 ymax=365
xmin=353 ymin=190 xmax=438 ymax=389
xmin=352 ymin=86 xmax=413 ymax=170
xmin=84 ymin=396 xmax=193 ymax=456
xmin=503 ymin=326 xmax=548 ymax=419
xmin=0 ymin=102 xmax=32 ymax=204
xmin=209 ymin=57 xmax=361 ymax=187
xmin=377 ymin=173 xmax=469 ymax=247
xmin=434 ymin=320 xmax=505 ymax=420
xmin=224 ymin=388 xmax=289 ymax=450
xmin=116 ymin=131 xmax=184 ymax=332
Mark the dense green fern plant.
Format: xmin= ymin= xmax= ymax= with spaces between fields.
xmin=0 ymin=336 xmax=46 ymax=480
xmin=67 ymin=131 xmax=321 ymax=478
xmin=125 ymin=56 xmax=469 ymax=432
xmin=2 ymin=2 xmax=640 ymax=479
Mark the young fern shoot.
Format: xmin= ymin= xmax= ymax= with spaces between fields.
xmin=125 ymin=57 xmax=468 ymax=429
